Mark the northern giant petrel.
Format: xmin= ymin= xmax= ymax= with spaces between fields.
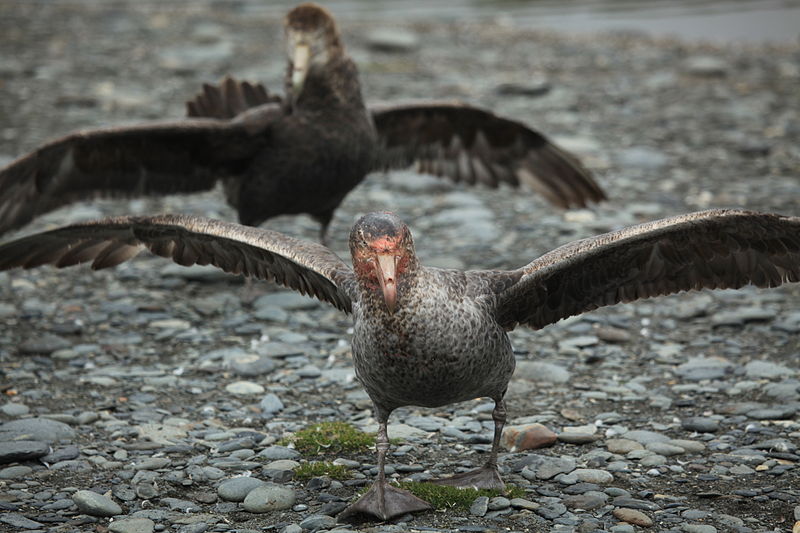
xmin=0 ymin=209 xmax=798 ymax=519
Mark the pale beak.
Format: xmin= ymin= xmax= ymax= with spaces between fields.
xmin=291 ymin=43 xmax=310 ymax=91
xmin=375 ymin=253 xmax=398 ymax=314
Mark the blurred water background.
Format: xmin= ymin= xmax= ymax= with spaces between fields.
xmin=241 ymin=0 xmax=799 ymax=43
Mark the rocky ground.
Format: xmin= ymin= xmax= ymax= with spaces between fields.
xmin=1 ymin=2 xmax=799 ymax=533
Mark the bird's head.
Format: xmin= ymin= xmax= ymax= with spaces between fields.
xmin=284 ymin=3 xmax=343 ymax=95
xmin=350 ymin=212 xmax=418 ymax=315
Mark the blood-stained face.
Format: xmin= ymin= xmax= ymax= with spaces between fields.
xmin=350 ymin=212 xmax=417 ymax=314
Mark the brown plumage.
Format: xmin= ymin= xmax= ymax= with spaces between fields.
xmin=0 ymin=3 xmax=605 ymax=242
xmin=0 ymin=208 xmax=798 ymax=520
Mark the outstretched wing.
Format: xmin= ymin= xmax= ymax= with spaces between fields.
xmin=0 ymin=109 xmax=281 ymax=236
xmin=186 ymin=75 xmax=283 ymax=119
xmin=370 ymin=101 xmax=605 ymax=209
xmin=494 ymin=209 xmax=800 ymax=330
xmin=0 ymin=215 xmax=355 ymax=312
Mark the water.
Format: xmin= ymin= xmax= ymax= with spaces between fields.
xmin=254 ymin=0 xmax=800 ymax=43
xmin=5 ymin=0 xmax=800 ymax=43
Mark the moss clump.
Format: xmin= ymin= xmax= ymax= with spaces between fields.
xmin=294 ymin=461 xmax=351 ymax=480
xmin=396 ymin=482 xmax=525 ymax=510
xmin=280 ymin=422 xmax=375 ymax=455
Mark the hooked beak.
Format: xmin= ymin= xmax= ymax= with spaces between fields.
xmin=291 ymin=42 xmax=310 ymax=92
xmin=374 ymin=253 xmax=398 ymax=314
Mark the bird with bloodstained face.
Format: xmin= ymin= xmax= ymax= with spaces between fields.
xmin=2 ymin=208 xmax=798 ymax=519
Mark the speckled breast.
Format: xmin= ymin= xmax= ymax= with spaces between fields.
xmin=350 ymin=294 xmax=515 ymax=413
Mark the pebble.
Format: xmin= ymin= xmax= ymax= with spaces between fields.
xmin=242 ymin=484 xmax=295 ymax=513
xmin=1 ymin=402 xmax=30 ymax=417
xmin=109 ymin=518 xmax=156 ymax=533
xmin=613 ymin=508 xmax=653 ymax=526
xmin=607 ymin=438 xmax=644 ymax=453
xmin=572 ymin=468 xmax=614 ymax=484
xmin=0 ymin=513 xmax=45 ymax=530
xmin=72 ymin=489 xmax=122 ymax=517
xmin=0 ymin=440 xmax=50 ymax=464
xmin=470 ymin=496 xmax=489 ymax=516
xmin=299 ymin=514 xmax=337 ymax=529
xmin=260 ymin=393 xmax=285 ymax=414
xmin=0 ymin=417 xmax=75 ymax=443
xmin=224 ymin=381 xmax=265 ymax=395
xmin=217 ymin=476 xmax=266 ymax=502
xmin=502 ymin=423 xmax=557 ymax=451
xmin=681 ymin=417 xmax=720 ymax=433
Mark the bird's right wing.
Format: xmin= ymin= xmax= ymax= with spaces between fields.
xmin=0 ymin=107 xmax=282 ymax=236
xmin=494 ymin=209 xmax=800 ymax=330
xmin=0 ymin=215 xmax=355 ymax=313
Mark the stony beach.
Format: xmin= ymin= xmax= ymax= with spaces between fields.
xmin=1 ymin=2 xmax=799 ymax=532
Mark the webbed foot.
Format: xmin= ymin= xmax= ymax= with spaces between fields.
xmin=339 ymin=481 xmax=431 ymax=521
xmin=431 ymin=464 xmax=505 ymax=490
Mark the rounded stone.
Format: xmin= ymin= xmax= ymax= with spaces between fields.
xmin=72 ymin=489 xmax=122 ymax=517
xmin=0 ymin=418 xmax=75 ymax=444
xmin=108 ymin=518 xmax=156 ymax=533
xmin=218 ymin=476 xmax=266 ymax=502
xmin=242 ymin=484 xmax=295 ymax=513
xmin=225 ymin=381 xmax=265 ymax=395
xmin=613 ymin=508 xmax=653 ymax=527
xmin=572 ymin=468 xmax=614 ymax=484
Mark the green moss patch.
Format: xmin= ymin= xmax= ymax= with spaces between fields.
xmin=280 ymin=422 xmax=375 ymax=455
xmin=396 ymin=482 xmax=525 ymax=510
xmin=294 ymin=461 xmax=351 ymax=480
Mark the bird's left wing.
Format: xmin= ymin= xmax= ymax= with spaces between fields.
xmin=186 ymin=76 xmax=283 ymax=119
xmin=369 ymin=101 xmax=606 ymax=209
xmin=0 ymin=215 xmax=355 ymax=313
xmin=493 ymin=209 xmax=800 ymax=330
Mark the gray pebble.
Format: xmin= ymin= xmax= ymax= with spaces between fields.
xmin=0 ymin=513 xmax=44 ymax=530
xmin=242 ymin=484 xmax=295 ymax=512
xmin=572 ymin=468 xmax=613 ymax=484
xmin=299 ymin=514 xmax=337 ymax=530
xmin=257 ymin=445 xmax=300 ymax=460
xmin=72 ymin=489 xmax=122 ymax=517
xmin=0 ymin=417 xmax=75 ymax=443
xmin=260 ymin=393 xmax=285 ymax=415
xmin=681 ymin=417 xmax=719 ymax=433
xmin=470 ymin=496 xmax=489 ymax=516
xmin=646 ymin=442 xmax=685 ymax=456
xmin=218 ymin=476 xmax=266 ymax=502
xmin=109 ymin=518 xmax=156 ymax=533
xmin=0 ymin=465 xmax=33 ymax=479
xmin=1 ymin=402 xmax=30 ymax=417
xmin=19 ymin=333 xmax=71 ymax=355
xmin=0 ymin=440 xmax=49 ymax=464
xmin=682 ymin=525 xmax=718 ymax=533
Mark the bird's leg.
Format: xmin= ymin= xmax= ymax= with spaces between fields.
xmin=339 ymin=416 xmax=431 ymax=521
xmin=311 ymin=211 xmax=334 ymax=246
xmin=431 ymin=398 xmax=506 ymax=490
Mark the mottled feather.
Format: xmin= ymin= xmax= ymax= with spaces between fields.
xmin=493 ymin=209 xmax=800 ymax=330
xmin=0 ymin=214 xmax=354 ymax=312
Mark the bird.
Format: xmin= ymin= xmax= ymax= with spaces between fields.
xmin=0 ymin=209 xmax=798 ymax=520
xmin=0 ymin=3 xmax=605 ymax=244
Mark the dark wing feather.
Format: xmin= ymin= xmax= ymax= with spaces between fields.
xmin=0 ymin=109 xmax=282 ymax=236
xmin=0 ymin=215 xmax=354 ymax=312
xmin=186 ymin=75 xmax=282 ymax=119
xmin=494 ymin=209 xmax=800 ymax=330
xmin=370 ymin=101 xmax=606 ymax=208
